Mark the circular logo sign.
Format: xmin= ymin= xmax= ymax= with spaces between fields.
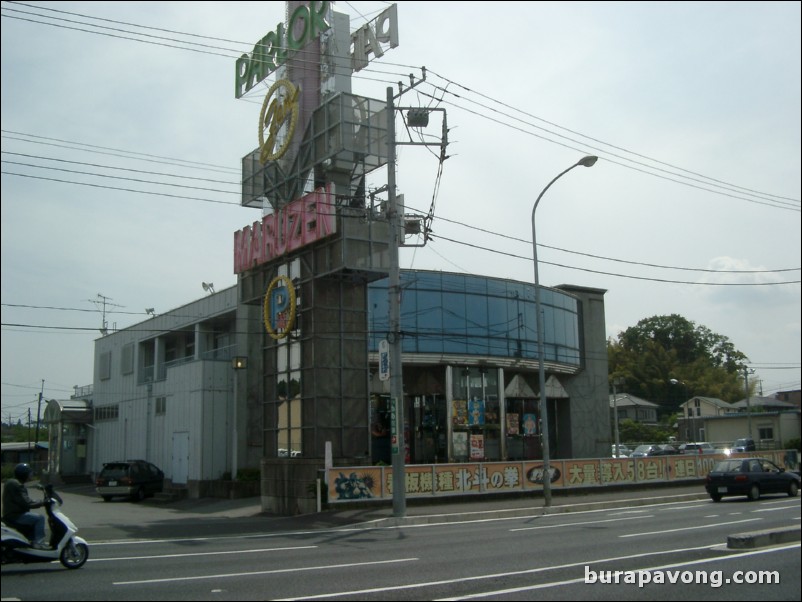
xmin=263 ymin=275 xmax=297 ymax=339
xmin=258 ymin=79 xmax=300 ymax=163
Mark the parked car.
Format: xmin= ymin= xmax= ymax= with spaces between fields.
xmin=731 ymin=437 xmax=756 ymax=453
xmin=680 ymin=442 xmax=715 ymax=454
xmin=649 ymin=444 xmax=680 ymax=456
xmin=705 ymin=457 xmax=800 ymax=502
xmin=630 ymin=444 xmax=660 ymax=457
xmin=611 ymin=444 xmax=631 ymax=458
xmin=95 ymin=460 xmax=164 ymax=502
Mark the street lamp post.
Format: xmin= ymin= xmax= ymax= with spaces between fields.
xmin=744 ymin=367 xmax=754 ymax=440
xmin=669 ymin=378 xmax=691 ymax=440
xmin=532 ymin=155 xmax=597 ymax=508
xmin=231 ymin=356 xmax=248 ymax=480
xmin=611 ymin=377 xmax=625 ymax=457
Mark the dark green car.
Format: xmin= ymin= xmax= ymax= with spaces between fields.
xmin=95 ymin=460 xmax=164 ymax=502
xmin=705 ymin=457 xmax=800 ymax=502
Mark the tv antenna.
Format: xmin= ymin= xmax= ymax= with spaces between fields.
xmin=88 ymin=293 xmax=124 ymax=335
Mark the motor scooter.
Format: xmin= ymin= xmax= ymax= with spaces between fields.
xmin=1 ymin=483 xmax=89 ymax=569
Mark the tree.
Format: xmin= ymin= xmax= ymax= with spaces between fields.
xmin=609 ymin=314 xmax=749 ymax=414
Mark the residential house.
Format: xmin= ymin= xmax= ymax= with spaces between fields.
xmin=609 ymin=394 xmax=659 ymax=425
xmin=678 ymin=396 xmax=737 ymax=442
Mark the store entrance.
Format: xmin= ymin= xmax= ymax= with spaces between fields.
xmin=410 ymin=395 xmax=447 ymax=463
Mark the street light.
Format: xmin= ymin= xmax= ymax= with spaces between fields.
xmin=231 ymin=356 xmax=248 ymax=481
xmin=669 ymin=378 xmax=692 ymax=440
xmin=743 ymin=367 xmax=754 ymax=440
xmin=532 ymin=155 xmax=597 ymax=507
xmin=611 ymin=377 xmax=625 ymax=457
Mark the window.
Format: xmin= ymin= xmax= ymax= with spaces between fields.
xmin=758 ymin=426 xmax=774 ymax=441
xmin=155 ymin=397 xmax=166 ymax=415
xmin=121 ymin=343 xmax=134 ymax=375
xmin=95 ymin=405 xmax=119 ymax=421
xmin=99 ymin=351 xmax=112 ymax=380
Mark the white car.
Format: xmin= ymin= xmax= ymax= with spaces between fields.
xmin=611 ymin=444 xmax=631 ymax=458
xmin=680 ymin=442 xmax=715 ymax=454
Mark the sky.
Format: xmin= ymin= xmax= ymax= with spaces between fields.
xmin=2 ymin=1 xmax=800 ymax=428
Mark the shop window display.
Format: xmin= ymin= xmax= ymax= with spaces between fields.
xmin=452 ymin=367 xmax=500 ymax=461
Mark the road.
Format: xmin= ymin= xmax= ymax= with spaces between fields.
xmin=1 ymin=485 xmax=799 ymax=601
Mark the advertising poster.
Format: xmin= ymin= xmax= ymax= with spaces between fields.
xmin=452 ymin=400 xmax=468 ymax=426
xmin=470 ymin=434 xmax=484 ymax=459
xmin=453 ymin=431 xmax=468 ymax=458
xmin=506 ymin=412 xmax=519 ymax=435
xmin=522 ymin=413 xmax=537 ymax=435
xmin=329 ymin=467 xmax=382 ymax=500
xmin=468 ymin=398 xmax=485 ymax=425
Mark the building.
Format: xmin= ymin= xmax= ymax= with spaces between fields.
xmin=86 ymin=2 xmax=612 ymax=513
xmin=702 ymin=410 xmax=801 ymax=450
xmin=90 ymin=287 xmax=239 ymax=497
xmin=87 ymin=271 xmax=610 ymax=509
xmin=609 ymin=394 xmax=659 ymax=426
xmin=678 ymin=396 xmax=737 ymax=442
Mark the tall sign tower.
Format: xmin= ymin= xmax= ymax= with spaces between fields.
xmin=232 ymin=1 xmax=400 ymax=512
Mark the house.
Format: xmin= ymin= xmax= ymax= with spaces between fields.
xmin=609 ymin=394 xmax=659 ymax=425
xmin=702 ymin=409 xmax=800 ymax=450
xmin=730 ymin=396 xmax=798 ymax=412
xmin=1 ymin=442 xmax=48 ymax=472
xmin=678 ymin=396 xmax=737 ymax=442
xmin=774 ymin=390 xmax=801 ymax=407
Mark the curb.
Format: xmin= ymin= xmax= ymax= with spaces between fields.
xmin=727 ymin=527 xmax=801 ymax=549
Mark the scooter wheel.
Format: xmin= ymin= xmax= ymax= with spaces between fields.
xmin=60 ymin=541 xmax=88 ymax=569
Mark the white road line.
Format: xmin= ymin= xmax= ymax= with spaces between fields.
xmin=619 ymin=518 xmax=761 ymax=538
xmin=278 ymin=543 xmax=794 ymax=601
xmin=113 ymin=557 xmax=418 ymax=586
xmin=434 ymin=543 xmax=801 ymax=600
xmin=510 ymin=515 xmax=652 ymax=532
xmin=90 ymin=545 xmax=316 ymax=562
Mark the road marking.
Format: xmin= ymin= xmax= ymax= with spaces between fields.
xmin=277 ymin=543 xmax=799 ymax=600
xmin=91 ymin=545 xmax=316 ymax=562
xmin=619 ymin=518 xmax=761 ymax=538
xmin=510 ymin=515 xmax=652 ymax=532
xmin=113 ymin=557 xmax=418 ymax=586
xmin=434 ymin=543 xmax=801 ymax=600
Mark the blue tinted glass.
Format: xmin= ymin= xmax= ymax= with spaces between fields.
xmin=367 ymin=272 xmax=581 ymax=365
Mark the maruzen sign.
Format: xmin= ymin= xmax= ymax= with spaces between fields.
xmin=235 ymin=0 xmax=398 ymax=98
xmin=233 ymin=187 xmax=336 ymax=274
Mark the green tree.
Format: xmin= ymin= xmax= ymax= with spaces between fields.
xmin=609 ymin=314 xmax=749 ymax=414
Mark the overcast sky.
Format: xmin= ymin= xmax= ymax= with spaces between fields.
xmin=2 ymin=1 xmax=800 ymax=428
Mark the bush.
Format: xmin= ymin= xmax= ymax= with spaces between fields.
xmin=236 ymin=468 xmax=261 ymax=482
xmin=785 ymin=438 xmax=801 ymax=452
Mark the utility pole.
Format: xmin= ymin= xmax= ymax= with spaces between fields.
xmin=34 ymin=379 xmax=44 ymax=447
xmin=385 ymin=73 xmax=447 ymax=518
xmin=387 ymin=86 xmax=405 ymax=518
xmin=744 ymin=367 xmax=754 ymax=440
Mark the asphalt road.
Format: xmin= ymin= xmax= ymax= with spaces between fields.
xmin=2 ymin=482 xmax=800 ymax=601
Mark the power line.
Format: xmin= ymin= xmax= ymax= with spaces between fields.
xmin=424 ymin=69 xmax=800 ymax=206
xmin=5 ymin=3 xmax=797 ymax=211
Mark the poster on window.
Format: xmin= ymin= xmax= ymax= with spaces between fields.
xmin=468 ymin=398 xmax=485 ymax=425
xmin=453 ymin=431 xmax=468 ymax=458
xmin=506 ymin=412 xmax=519 ymax=435
xmin=522 ymin=413 xmax=537 ymax=435
xmin=452 ymin=400 xmax=468 ymax=426
xmin=470 ymin=433 xmax=485 ymax=459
